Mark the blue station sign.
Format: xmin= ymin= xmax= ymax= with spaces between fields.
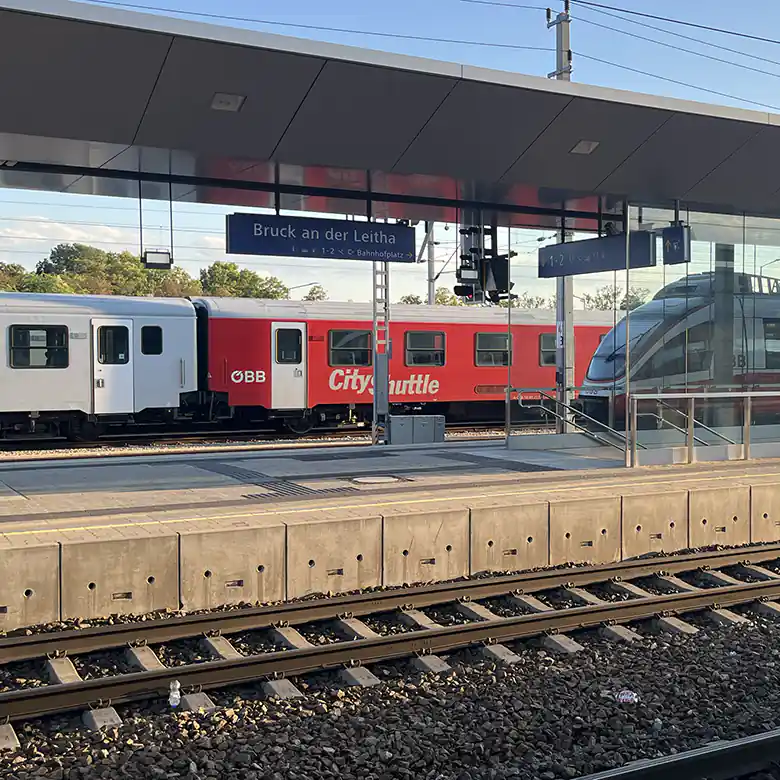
xmin=226 ymin=213 xmax=416 ymax=263
xmin=538 ymin=231 xmax=656 ymax=278
xmin=661 ymin=225 xmax=691 ymax=265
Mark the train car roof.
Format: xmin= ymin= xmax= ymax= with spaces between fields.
xmin=0 ymin=292 xmax=196 ymax=316
xmin=191 ymin=298 xmax=617 ymax=326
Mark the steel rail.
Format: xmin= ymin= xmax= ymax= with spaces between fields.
xmin=4 ymin=542 xmax=780 ymax=664
xmin=1 ymin=579 xmax=779 ymax=722
xmin=578 ymin=725 xmax=780 ymax=779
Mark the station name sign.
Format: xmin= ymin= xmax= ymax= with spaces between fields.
xmin=226 ymin=214 xmax=415 ymax=263
xmin=538 ymin=232 xmax=656 ymax=278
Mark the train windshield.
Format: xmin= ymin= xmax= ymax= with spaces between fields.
xmin=586 ymin=304 xmax=668 ymax=381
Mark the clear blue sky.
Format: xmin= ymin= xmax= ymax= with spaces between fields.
xmin=85 ymin=0 xmax=780 ymax=112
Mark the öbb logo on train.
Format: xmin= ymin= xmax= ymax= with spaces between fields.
xmin=231 ymin=370 xmax=267 ymax=383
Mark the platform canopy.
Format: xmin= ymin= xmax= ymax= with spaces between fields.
xmin=1 ymin=0 xmax=780 ymax=220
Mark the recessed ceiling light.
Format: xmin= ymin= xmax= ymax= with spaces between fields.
xmin=570 ymin=139 xmax=600 ymax=155
xmin=211 ymin=93 xmax=246 ymax=112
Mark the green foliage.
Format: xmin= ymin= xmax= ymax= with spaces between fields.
xmin=4 ymin=244 xmax=290 ymax=299
xmin=399 ymin=293 xmax=423 ymax=305
xmin=199 ymin=261 xmax=289 ymax=299
xmin=500 ymin=292 xmax=556 ymax=309
xmin=434 ymin=287 xmax=462 ymax=306
xmin=302 ymin=284 xmax=328 ymax=301
xmin=580 ymin=285 xmax=650 ymax=311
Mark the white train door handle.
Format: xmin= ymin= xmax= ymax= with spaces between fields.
xmin=180 ymin=359 xmax=186 ymax=388
xmin=95 ymin=378 xmax=105 ymax=388
xmin=294 ymin=368 xmax=303 ymax=378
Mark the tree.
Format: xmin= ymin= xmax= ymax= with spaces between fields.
xmin=399 ymin=294 xmax=423 ymax=305
xmin=506 ymin=292 xmax=555 ymax=309
xmin=32 ymin=243 xmax=203 ymax=298
xmin=199 ymin=261 xmax=289 ymax=299
xmin=580 ymin=285 xmax=649 ymax=312
xmin=302 ymin=284 xmax=328 ymax=301
xmin=0 ymin=263 xmax=27 ymax=291
xmin=18 ymin=274 xmax=78 ymax=294
xmin=435 ymin=287 xmax=462 ymax=306
xmin=145 ymin=267 xmax=202 ymax=297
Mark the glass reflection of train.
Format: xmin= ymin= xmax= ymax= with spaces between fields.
xmin=579 ymin=272 xmax=780 ymax=424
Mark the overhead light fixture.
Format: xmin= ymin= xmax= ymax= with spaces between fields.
xmin=211 ymin=92 xmax=246 ymax=112
xmin=570 ymin=139 xmax=599 ymax=155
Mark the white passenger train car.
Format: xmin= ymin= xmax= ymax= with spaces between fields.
xmin=0 ymin=293 xmax=197 ymax=438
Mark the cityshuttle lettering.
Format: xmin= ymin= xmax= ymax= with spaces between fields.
xmin=328 ymin=369 xmax=440 ymax=396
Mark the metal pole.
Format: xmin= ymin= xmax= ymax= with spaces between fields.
xmin=623 ymin=199 xmax=631 ymax=465
xmin=744 ymin=395 xmax=752 ymax=460
xmin=549 ymin=4 xmax=574 ymax=434
xmin=687 ymin=396 xmax=696 ymax=464
xmin=506 ymin=226 xmax=513 ymax=446
xmin=426 ymin=221 xmax=436 ymax=305
xmin=629 ymin=395 xmax=638 ymax=468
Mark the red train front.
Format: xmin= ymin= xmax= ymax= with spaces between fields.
xmin=193 ymin=299 xmax=614 ymax=432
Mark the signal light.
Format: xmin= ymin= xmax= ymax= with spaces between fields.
xmin=454 ymin=284 xmax=475 ymax=299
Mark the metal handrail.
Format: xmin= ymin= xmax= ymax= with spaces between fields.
xmin=628 ymin=390 xmax=761 ymax=467
xmin=638 ymin=409 xmax=711 ymax=447
xmin=515 ymin=388 xmax=642 ymax=451
xmin=654 ymin=398 xmax=736 ymax=445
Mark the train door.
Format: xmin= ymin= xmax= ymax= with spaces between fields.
xmin=92 ymin=318 xmax=135 ymax=414
xmin=270 ymin=322 xmax=306 ymax=409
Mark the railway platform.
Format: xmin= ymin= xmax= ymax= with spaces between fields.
xmin=2 ymin=438 xmax=780 ymax=632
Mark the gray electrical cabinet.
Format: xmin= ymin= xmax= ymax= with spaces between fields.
xmin=388 ymin=415 xmax=445 ymax=444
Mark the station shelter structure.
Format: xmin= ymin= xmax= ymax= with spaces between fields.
xmin=2 ymin=0 xmax=780 ymax=464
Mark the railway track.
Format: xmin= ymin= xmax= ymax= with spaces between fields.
xmin=3 ymin=541 xmax=780 ymax=725
xmin=0 ymin=421 xmax=549 ymax=461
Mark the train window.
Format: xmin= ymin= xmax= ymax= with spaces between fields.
xmin=766 ymin=320 xmax=780 ymax=369
xmin=475 ymin=332 xmax=512 ymax=367
xmin=10 ymin=325 xmax=68 ymax=369
xmin=141 ymin=326 xmax=163 ymax=356
xmin=97 ymin=326 xmax=129 ymax=365
xmin=539 ymin=333 xmax=556 ymax=366
xmin=275 ymin=328 xmax=302 ymax=364
xmin=329 ymin=330 xmax=372 ymax=367
xmin=405 ymin=331 xmax=445 ymax=366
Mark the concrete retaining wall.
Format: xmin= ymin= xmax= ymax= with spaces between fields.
xmin=6 ymin=479 xmax=780 ymax=630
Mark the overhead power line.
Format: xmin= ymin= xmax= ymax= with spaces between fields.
xmin=575 ymin=52 xmax=780 ymax=111
xmin=78 ymin=0 xmax=780 ymax=112
xmin=85 ymin=0 xmax=553 ymax=52
xmin=574 ymin=14 xmax=780 ymax=81
xmin=570 ymin=3 xmax=780 ymax=69
xmin=570 ymin=0 xmax=780 ymax=47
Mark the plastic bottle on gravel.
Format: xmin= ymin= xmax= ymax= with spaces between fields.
xmin=168 ymin=680 xmax=181 ymax=708
xmin=616 ymin=689 xmax=639 ymax=704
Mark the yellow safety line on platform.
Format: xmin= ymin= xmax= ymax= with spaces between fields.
xmin=3 ymin=467 xmax=779 ymax=538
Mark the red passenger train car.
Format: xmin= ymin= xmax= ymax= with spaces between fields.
xmin=192 ymin=299 xmax=615 ymax=432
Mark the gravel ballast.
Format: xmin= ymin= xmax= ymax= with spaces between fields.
xmin=3 ymin=615 xmax=780 ymax=779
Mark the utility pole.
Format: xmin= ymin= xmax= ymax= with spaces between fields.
xmin=548 ymin=1 xmax=574 ymax=433
xmin=425 ymin=221 xmax=436 ymax=304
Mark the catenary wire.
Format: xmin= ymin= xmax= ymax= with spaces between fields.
xmin=570 ymin=0 xmax=780 ymax=47
xmin=574 ymin=51 xmax=780 ymax=111
xmin=57 ymin=1 xmax=780 ymax=112
xmin=572 ymin=14 xmax=780 ymax=80
xmin=459 ymin=0 xmax=780 ymax=80
xmin=568 ymin=3 xmax=780 ymax=69
xmin=82 ymin=0 xmax=553 ymax=53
